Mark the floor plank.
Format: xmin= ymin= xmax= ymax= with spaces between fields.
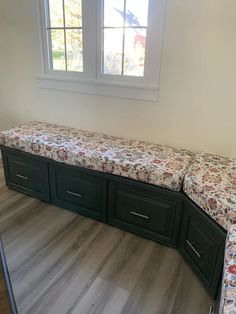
xmin=71 ymin=277 xmax=130 ymax=314
xmin=0 ymin=162 xmax=214 ymax=313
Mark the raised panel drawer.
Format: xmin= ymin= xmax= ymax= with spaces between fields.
xmin=49 ymin=164 xmax=107 ymax=221
xmin=179 ymin=198 xmax=226 ymax=298
xmin=2 ymin=150 xmax=50 ymax=201
xmin=107 ymin=178 xmax=183 ymax=247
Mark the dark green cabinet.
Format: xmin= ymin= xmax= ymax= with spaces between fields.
xmin=49 ymin=164 xmax=107 ymax=222
xmin=0 ymin=147 xmax=227 ymax=299
xmin=179 ymin=198 xmax=226 ymax=299
xmin=2 ymin=150 xmax=50 ymax=202
xmin=107 ymin=178 xmax=183 ymax=247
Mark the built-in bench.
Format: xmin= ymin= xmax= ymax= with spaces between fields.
xmin=183 ymin=152 xmax=236 ymax=314
xmin=184 ymin=152 xmax=236 ymax=231
xmin=221 ymin=224 xmax=236 ymax=314
xmin=0 ymin=121 xmax=194 ymax=191
xmin=0 ymin=121 xmax=235 ymax=313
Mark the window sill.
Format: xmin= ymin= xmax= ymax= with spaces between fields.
xmin=37 ymin=75 xmax=159 ymax=102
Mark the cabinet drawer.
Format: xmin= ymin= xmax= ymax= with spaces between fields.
xmin=2 ymin=151 xmax=50 ymax=201
xmin=108 ymin=179 xmax=183 ymax=247
xmin=49 ymin=165 xmax=107 ymax=221
xmin=179 ymin=199 xmax=226 ymax=298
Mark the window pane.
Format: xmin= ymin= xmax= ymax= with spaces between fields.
xmin=50 ymin=29 xmax=66 ymax=70
xmin=103 ymin=29 xmax=123 ymax=75
xmin=124 ymin=28 xmax=146 ymax=77
xmin=104 ymin=0 xmax=124 ymax=27
xmin=66 ymin=29 xmax=83 ymax=72
xmin=125 ymin=0 xmax=149 ymax=27
xmin=48 ymin=0 xmax=64 ymax=27
xmin=65 ymin=0 xmax=82 ymax=27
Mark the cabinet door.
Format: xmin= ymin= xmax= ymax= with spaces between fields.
xmin=179 ymin=198 xmax=226 ymax=299
xmin=49 ymin=164 xmax=107 ymax=222
xmin=107 ymin=178 xmax=183 ymax=247
xmin=2 ymin=150 xmax=50 ymax=201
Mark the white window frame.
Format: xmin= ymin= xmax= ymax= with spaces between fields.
xmin=36 ymin=0 xmax=166 ymax=101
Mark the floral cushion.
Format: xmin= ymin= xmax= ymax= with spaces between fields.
xmin=0 ymin=121 xmax=194 ymax=191
xmin=184 ymin=152 xmax=236 ymax=231
xmin=220 ymin=224 xmax=236 ymax=314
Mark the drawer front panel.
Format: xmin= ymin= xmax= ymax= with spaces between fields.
xmin=50 ymin=165 xmax=107 ymax=221
xmin=113 ymin=189 xmax=172 ymax=235
xmin=183 ymin=215 xmax=216 ymax=281
xmin=179 ymin=199 xmax=226 ymax=298
xmin=108 ymin=180 xmax=182 ymax=247
xmin=57 ymin=172 xmax=103 ymax=211
xmin=2 ymin=151 xmax=50 ymax=201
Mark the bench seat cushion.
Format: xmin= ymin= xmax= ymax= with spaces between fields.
xmin=184 ymin=152 xmax=236 ymax=231
xmin=221 ymin=224 xmax=236 ymax=314
xmin=0 ymin=121 xmax=194 ymax=191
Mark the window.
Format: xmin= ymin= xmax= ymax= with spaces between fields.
xmin=37 ymin=0 xmax=166 ymax=101
xmin=103 ymin=0 xmax=148 ymax=77
xmin=46 ymin=0 xmax=83 ymax=72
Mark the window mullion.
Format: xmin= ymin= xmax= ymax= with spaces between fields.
xmin=47 ymin=27 xmax=83 ymax=30
xmin=96 ymin=0 xmax=105 ymax=79
xmin=62 ymin=0 xmax=68 ymax=71
xmin=44 ymin=0 xmax=53 ymax=69
xmin=81 ymin=0 xmax=97 ymax=78
xmin=45 ymin=0 xmax=51 ymax=28
xmin=121 ymin=0 xmax=127 ymax=76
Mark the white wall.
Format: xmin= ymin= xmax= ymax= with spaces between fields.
xmin=0 ymin=0 xmax=236 ymax=158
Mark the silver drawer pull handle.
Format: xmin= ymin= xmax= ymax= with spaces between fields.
xmin=16 ymin=174 xmax=28 ymax=180
xmin=186 ymin=240 xmax=202 ymax=258
xmin=130 ymin=211 xmax=150 ymax=220
xmin=66 ymin=191 xmax=83 ymax=198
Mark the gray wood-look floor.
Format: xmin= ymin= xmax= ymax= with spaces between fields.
xmin=0 ymin=163 xmax=214 ymax=314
